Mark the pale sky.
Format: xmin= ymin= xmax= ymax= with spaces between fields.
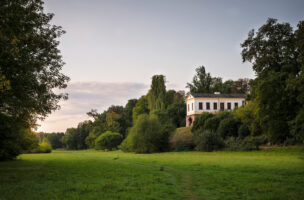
xmin=38 ymin=0 xmax=304 ymax=132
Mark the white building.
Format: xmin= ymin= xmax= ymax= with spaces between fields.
xmin=186 ymin=93 xmax=246 ymax=126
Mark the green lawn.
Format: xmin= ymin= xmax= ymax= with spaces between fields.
xmin=0 ymin=148 xmax=304 ymax=200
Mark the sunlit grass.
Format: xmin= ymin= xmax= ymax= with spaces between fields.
xmin=0 ymin=148 xmax=303 ymax=200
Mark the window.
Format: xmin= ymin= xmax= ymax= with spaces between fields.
xmin=192 ymin=103 xmax=193 ymax=111
xmin=234 ymin=102 xmax=238 ymax=108
xmin=187 ymin=104 xmax=190 ymax=112
xmin=227 ymin=102 xmax=231 ymax=110
xmin=213 ymin=102 xmax=217 ymax=110
xmin=242 ymin=101 xmax=245 ymax=106
xmin=220 ymin=103 xmax=224 ymax=111
xmin=206 ymin=102 xmax=210 ymax=110
xmin=199 ymin=102 xmax=203 ymax=110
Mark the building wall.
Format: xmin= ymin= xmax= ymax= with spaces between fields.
xmin=185 ymin=96 xmax=245 ymax=126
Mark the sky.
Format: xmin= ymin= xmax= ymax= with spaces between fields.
xmin=38 ymin=0 xmax=304 ymax=132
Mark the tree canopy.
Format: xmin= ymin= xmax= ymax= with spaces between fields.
xmin=0 ymin=0 xmax=69 ymax=160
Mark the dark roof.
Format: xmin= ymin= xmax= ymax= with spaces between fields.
xmin=191 ymin=93 xmax=246 ymax=98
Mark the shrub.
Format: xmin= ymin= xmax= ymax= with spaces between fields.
xmin=195 ymin=129 xmax=225 ymax=152
xmin=224 ymin=137 xmax=242 ymax=151
xmin=217 ymin=117 xmax=241 ymax=138
xmin=31 ymin=138 xmax=52 ymax=153
xmin=241 ymin=135 xmax=267 ymax=151
xmin=238 ymin=124 xmax=250 ymax=139
xmin=203 ymin=111 xmax=232 ymax=132
xmin=170 ymin=127 xmax=195 ymax=151
xmin=120 ymin=114 xmax=173 ymax=153
xmin=191 ymin=112 xmax=213 ymax=133
xmin=203 ymin=117 xmax=221 ymax=132
xmin=95 ymin=131 xmax=123 ymax=150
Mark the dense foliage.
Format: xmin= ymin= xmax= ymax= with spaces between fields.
xmin=95 ymin=131 xmax=123 ymax=150
xmin=169 ymin=127 xmax=195 ymax=151
xmin=120 ymin=114 xmax=171 ymax=153
xmin=0 ymin=0 xmax=69 ymax=160
xmin=241 ymin=18 xmax=304 ymax=144
xmin=186 ymin=66 xmax=250 ymax=94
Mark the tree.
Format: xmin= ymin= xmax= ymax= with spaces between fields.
xmin=241 ymin=18 xmax=301 ymax=143
xmin=147 ymin=75 xmax=166 ymax=111
xmin=186 ymin=66 xmax=213 ymax=93
xmin=0 ymin=0 xmax=69 ymax=159
xmin=120 ymin=114 xmax=171 ymax=153
xmin=289 ymin=21 xmax=304 ymax=143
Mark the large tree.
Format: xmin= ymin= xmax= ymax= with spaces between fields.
xmin=241 ymin=18 xmax=302 ymax=143
xmin=186 ymin=66 xmax=213 ymax=93
xmin=0 ymin=0 xmax=69 ymax=159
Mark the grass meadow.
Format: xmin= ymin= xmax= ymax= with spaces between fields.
xmin=0 ymin=148 xmax=303 ymax=200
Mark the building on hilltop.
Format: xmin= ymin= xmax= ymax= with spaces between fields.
xmin=185 ymin=92 xmax=246 ymax=127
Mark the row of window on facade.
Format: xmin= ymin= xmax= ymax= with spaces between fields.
xmin=187 ymin=101 xmax=245 ymax=112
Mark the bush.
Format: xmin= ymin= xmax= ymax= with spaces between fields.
xmin=217 ymin=117 xmax=241 ymax=138
xmin=195 ymin=129 xmax=225 ymax=152
xmin=203 ymin=111 xmax=232 ymax=132
xmin=120 ymin=114 xmax=173 ymax=153
xmin=31 ymin=138 xmax=52 ymax=153
xmin=241 ymin=135 xmax=267 ymax=151
xmin=170 ymin=127 xmax=195 ymax=151
xmin=95 ymin=131 xmax=123 ymax=150
xmin=203 ymin=117 xmax=221 ymax=132
xmin=238 ymin=124 xmax=250 ymax=139
xmin=191 ymin=112 xmax=213 ymax=133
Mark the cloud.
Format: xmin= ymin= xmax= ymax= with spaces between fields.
xmin=37 ymin=81 xmax=148 ymax=132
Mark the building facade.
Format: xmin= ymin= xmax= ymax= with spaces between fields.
xmin=186 ymin=93 xmax=246 ymax=127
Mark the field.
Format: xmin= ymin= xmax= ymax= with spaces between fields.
xmin=0 ymin=148 xmax=304 ymax=200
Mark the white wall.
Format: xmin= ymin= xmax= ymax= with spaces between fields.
xmin=186 ymin=98 xmax=244 ymax=115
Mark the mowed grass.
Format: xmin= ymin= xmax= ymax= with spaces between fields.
xmin=0 ymin=148 xmax=304 ymax=200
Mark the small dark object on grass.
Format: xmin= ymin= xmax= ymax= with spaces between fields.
xmin=113 ymin=155 xmax=119 ymax=160
xmin=160 ymin=166 xmax=164 ymax=171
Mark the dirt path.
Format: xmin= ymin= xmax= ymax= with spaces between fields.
xmin=116 ymin=159 xmax=199 ymax=200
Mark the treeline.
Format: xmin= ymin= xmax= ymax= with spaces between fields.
xmin=58 ymin=75 xmax=186 ymax=151
xmin=48 ymin=72 xmax=253 ymax=152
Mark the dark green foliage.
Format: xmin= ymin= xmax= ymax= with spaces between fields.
xmin=191 ymin=112 xmax=213 ymax=133
xmin=0 ymin=114 xmax=38 ymax=160
xmin=95 ymin=131 xmax=123 ymax=150
xmin=195 ymin=129 xmax=224 ymax=152
xmin=64 ymin=121 xmax=92 ymax=150
xmin=120 ymin=114 xmax=172 ymax=153
xmin=235 ymin=102 xmax=262 ymax=136
xmin=241 ymin=18 xmax=303 ymax=144
xmin=46 ymin=133 xmax=64 ymax=149
xmin=123 ymin=99 xmax=138 ymax=128
xmin=187 ymin=66 xmax=250 ymax=94
xmin=167 ymin=102 xmax=186 ymax=128
xmin=132 ymin=96 xmax=149 ymax=122
xmin=0 ymin=0 xmax=69 ymax=159
xmin=217 ymin=117 xmax=241 ymax=138
xmin=241 ymin=136 xmax=267 ymax=151
xmin=186 ymin=66 xmax=213 ymax=93
xmin=224 ymin=135 xmax=267 ymax=151
xmin=147 ymin=75 xmax=166 ymax=111
xmin=203 ymin=111 xmax=231 ymax=132
xmin=238 ymin=124 xmax=250 ymax=139
xmin=170 ymin=127 xmax=195 ymax=151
